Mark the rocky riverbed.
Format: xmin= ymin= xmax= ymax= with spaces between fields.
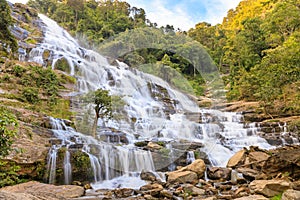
xmin=1 ymin=145 xmax=300 ymax=200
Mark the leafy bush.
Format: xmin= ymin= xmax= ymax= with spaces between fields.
xmin=0 ymin=107 xmax=18 ymax=157
xmin=22 ymin=87 xmax=39 ymax=104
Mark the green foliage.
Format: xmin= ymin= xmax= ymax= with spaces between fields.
xmin=72 ymin=151 xmax=91 ymax=170
xmin=0 ymin=161 xmax=24 ymax=187
xmin=12 ymin=65 xmax=26 ymax=77
xmin=22 ymin=87 xmax=39 ymax=104
xmin=189 ymin=0 xmax=300 ymax=114
xmin=0 ymin=0 xmax=18 ymax=55
xmin=270 ymin=193 xmax=283 ymax=200
xmin=28 ymin=0 xmax=147 ymax=44
xmin=0 ymin=107 xmax=18 ymax=158
xmin=93 ymin=89 xmax=112 ymax=119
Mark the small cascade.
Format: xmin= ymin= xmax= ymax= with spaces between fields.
xmin=186 ymin=151 xmax=195 ymax=165
xmin=166 ymin=144 xmax=176 ymax=171
xmin=63 ymin=149 xmax=72 ymax=185
xmin=47 ymin=145 xmax=58 ymax=184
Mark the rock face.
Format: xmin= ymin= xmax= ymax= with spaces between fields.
xmin=227 ymin=145 xmax=300 ymax=180
xmin=249 ymin=179 xmax=291 ymax=197
xmin=0 ymin=181 xmax=84 ymax=199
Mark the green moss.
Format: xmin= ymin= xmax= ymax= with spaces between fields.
xmin=54 ymin=58 xmax=70 ymax=73
xmin=159 ymin=148 xmax=171 ymax=156
xmin=134 ymin=141 xmax=148 ymax=147
xmin=72 ymin=151 xmax=91 ymax=170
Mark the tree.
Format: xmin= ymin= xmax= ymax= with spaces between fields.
xmin=92 ymin=89 xmax=112 ymax=138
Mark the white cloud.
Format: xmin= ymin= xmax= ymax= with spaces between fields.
xmin=126 ymin=0 xmax=241 ymax=30
xmin=8 ymin=0 xmax=28 ymax=4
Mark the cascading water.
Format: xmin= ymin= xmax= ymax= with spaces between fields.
xmin=28 ymin=14 xmax=273 ymax=188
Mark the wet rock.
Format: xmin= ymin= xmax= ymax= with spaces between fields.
xmin=135 ymin=141 xmax=149 ymax=147
xmin=207 ymin=167 xmax=232 ymax=180
xmin=233 ymin=195 xmax=268 ymax=200
xmin=0 ymin=181 xmax=84 ymax=199
xmin=281 ymin=189 xmax=300 ymax=200
xmin=231 ymin=170 xmax=247 ymax=184
xmin=114 ymin=188 xmax=134 ymax=198
xmin=140 ymin=171 xmax=157 ymax=182
xmin=249 ymin=179 xmax=291 ymax=197
xmin=227 ymin=149 xmax=246 ymax=168
xmin=167 ymin=170 xmax=198 ymax=184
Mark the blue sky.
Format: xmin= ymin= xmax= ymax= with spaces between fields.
xmin=9 ymin=0 xmax=241 ymax=31
xmin=126 ymin=0 xmax=241 ymax=30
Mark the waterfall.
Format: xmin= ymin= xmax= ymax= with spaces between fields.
xmin=28 ymin=14 xmax=274 ymax=188
xmin=63 ymin=149 xmax=72 ymax=185
xmin=47 ymin=145 xmax=58 ymax=184
xmin=186 ymin=151 xmax=195 ymax=165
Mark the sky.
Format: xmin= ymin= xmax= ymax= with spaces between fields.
xmin=8 ymin=0 xmax=241 ymax=31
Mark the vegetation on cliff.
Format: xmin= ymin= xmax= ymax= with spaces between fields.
xmin=188 ymin=0 xmax=300 ymax=116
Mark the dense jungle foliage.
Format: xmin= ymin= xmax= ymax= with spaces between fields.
xmin=188 ymin=0 xmax=300 ymax=115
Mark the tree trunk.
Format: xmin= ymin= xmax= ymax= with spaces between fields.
xmin=92 ymin=116 xmax=98 ymax=138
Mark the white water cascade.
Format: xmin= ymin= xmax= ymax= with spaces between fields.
xmin=28 ymin=14 xmax=273 ymax=188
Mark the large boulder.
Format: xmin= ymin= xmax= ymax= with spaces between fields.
xmin=207 ymin=167 xmax=232 ymax=180
xmin=140 ymin=183 xmax=164 ymax=196
xmin=167 ymin=170 xmax=198 ymax=184
xmin=249 ymin=179 xmax=291 ymax=197
xmin=281 ymin=189 xmax=300 ymax=200
xmin=0 ymin=181 xmax=84 ymax=199
xmin=179 ymin=159 xmax=206 ymax=178
xmin=227 ymin=149 xmax=246 ymax=168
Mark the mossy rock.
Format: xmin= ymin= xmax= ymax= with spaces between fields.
xmin=54 ymin=58 xmax=71 ymax=73
xmin=134 ymin=141 xmax=148 ymax=147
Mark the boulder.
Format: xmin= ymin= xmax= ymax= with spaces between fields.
xmin=237 ymin=168 xmax=260 ymax=181
xmin=0 ymin=181 xmax=84 ymax=199
xmin=182 ymin=184 xmax=205 ymax=196
xmin=231 ymin=170 xmax=247 ymax=184
xmin=147 ymin=142 xmax=163 ymax=150
xmin=113 ymin=188 xmax=134 ymax=198
xmin=179 ymin=159 xmax=206 ymax=178
xmin=140 ymin=170 xmax=157 ymax=182
xmin=160 ymin=189 xmax=173 ymax=198
xmin=207 ymin=167 xmax=232 ymax=180
xmin=167 ymin=170 xmax=198 ymax=184
xmin=227 ymin=149 xmax=246 ymax=168
xmin=233 ymin=195 xmax=268 ymax=200
xmin=249 ymin=179 xmax=291 ymax=197
xmin=281 ymin=189 xmax=300 ymax=200
xmin=140 ymin=183 xmax=163 ymax=196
